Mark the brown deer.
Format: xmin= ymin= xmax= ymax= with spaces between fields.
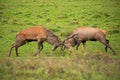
xmin=63 ymin=27 xmax=116 ymax=55
xmin=8 ymin=26 xmax=62 ymax=56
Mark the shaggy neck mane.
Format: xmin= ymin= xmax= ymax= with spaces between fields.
xmin=46 ymin=30 xmax=61 ymax=45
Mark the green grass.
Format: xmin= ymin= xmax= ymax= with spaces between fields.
xmin=0 ymin=0 xmax=120 ymax=80
xmin=0 ymin=53 xmax=119 ymax=80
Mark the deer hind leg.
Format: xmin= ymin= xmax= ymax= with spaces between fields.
xmin=105 ymin=39 xmax=109 ymax=52
xmin=8 ymin=41 xmax=26 ymax=57
xmin=8 ymin=43 xmax=17 ymax=57
xmin=15 ymin=41 xmax=26 ymax=57
xmin=15 ymin=47 xmax=18 ymax=56
xmin=99 ymin=39 xmax=116 ymax=55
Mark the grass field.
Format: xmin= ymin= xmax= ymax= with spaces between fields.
xmin=0 ymin=0 xmax=120 ymax=80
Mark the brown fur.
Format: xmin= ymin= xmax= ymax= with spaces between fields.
xmin=63 ymin=27 xmax=116 ymax=54
xmin=8 ymin=26 xmax=62 ymax=56
xmin=17 ymin=27 xmax=47 ymax=40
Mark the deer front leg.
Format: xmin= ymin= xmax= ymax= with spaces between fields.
xmin=75 ymin=40 xmax=81 ymax=50
xmin=35 ymin=39 xmax=43 ymax=56
xmin=82 ymin=41 xmax=86 ymax=49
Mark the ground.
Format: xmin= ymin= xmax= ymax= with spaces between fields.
xmin=0 ymin=0 xmax=120 ymax=80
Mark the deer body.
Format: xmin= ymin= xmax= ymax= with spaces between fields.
xmin=8 ymin=26 xmax=62 ymax=56
xmin=63 ymin=27 xmax=116 ymax=54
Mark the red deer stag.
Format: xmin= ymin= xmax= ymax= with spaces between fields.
xmin=63 ymin=27 xmax=116 ymax=55
xmin=8 ymin=26 xmax=62 ymax=56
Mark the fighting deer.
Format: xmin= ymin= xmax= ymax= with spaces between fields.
xmin=63 ymin=27 xmax=116 ymax=55
xmin=8 ymin=26 xmax=62 ymax=56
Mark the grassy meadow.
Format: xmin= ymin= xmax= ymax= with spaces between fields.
xmin=0 ymin=0 xmax=120 ymax=80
